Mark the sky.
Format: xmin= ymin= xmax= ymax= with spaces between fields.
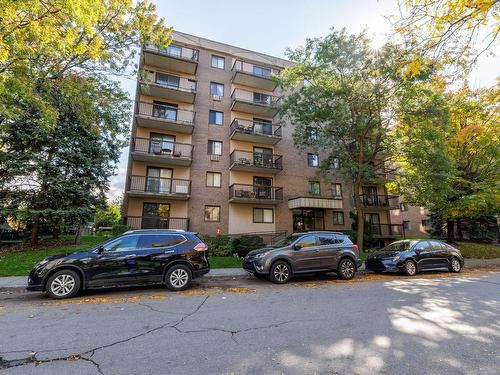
xmin=107 ymin=0 xmax=500 ymax=200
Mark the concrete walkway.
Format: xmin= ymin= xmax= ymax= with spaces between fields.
xmin=1 ymin=258 xmax=499 ymax=289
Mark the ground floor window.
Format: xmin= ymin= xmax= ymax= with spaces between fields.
xmin=253 ymin=208 xmax=273 ymax=223
xmin=293 ymin=208 xmax=324 ymax=232
xmin=204 ymin=205 xmax=220 ymax=222
xmin=333 ymin=211 xmax=344 ymax=225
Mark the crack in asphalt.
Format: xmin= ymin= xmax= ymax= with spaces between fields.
xmin=0 ymin=296 xmax=210 ymax=373
xmin=137 ymin=301 xmax=186 ymax=315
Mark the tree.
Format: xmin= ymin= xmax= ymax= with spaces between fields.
xmin=277 ymin=29 xmax=402 ymax=250
xmin=392 ymin=82 xmax=500 ymax=241
xmin=0 ymin=1 xmax=171 ymax=244
xmin=95 ymin=196 xmax=122 ymax=228
xmin=393 ymin=0 xmax=500 ymax=75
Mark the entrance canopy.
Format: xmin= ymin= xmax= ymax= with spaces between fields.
xmin=288 ymin=197 xmax=343 ymax=210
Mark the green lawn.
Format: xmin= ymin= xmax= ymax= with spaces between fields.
xmin=456 ymin=242 xmax=500 ymax=259
xmin=0 ymin=235 xmax=242 ymax=277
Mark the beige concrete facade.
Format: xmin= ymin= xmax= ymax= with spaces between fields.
xmin=123 ymin=30 xmax=428 ymax=241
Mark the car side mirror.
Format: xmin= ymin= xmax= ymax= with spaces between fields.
xmin=293 ymin=244 xmax=302 ymax=251
xmin=97 ymin=246 xmax=105 ymax=254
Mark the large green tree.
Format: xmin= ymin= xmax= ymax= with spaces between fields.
xmin=0 ymin=0 xmax=171 ymax=243
xmin=277 ymin=29 xmax=404 ymax=250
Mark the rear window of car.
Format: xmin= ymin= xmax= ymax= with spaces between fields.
xmin=139 ymin=234 xmax=185 ymax=248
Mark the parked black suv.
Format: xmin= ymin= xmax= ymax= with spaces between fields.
xmin=27 ymin=230 xmax=209 ymax=299
xmin=243 ymin=231 xmax=362 ymax=283
xmin=365 ymin=239 xmax=464 ymax=276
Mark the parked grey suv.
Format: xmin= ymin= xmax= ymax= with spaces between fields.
xmin=243 ymin=231 xmax=362 ymax=283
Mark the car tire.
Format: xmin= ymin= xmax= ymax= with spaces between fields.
xmin=449 ymin=257 xmax=462 ymax=273
xmin=403 ymin=260 xmax=418 ymax=276
xmin=165 ymin=264 xmax=192 ymax=291
xmin=337 ymin=258 xmax=356 ymax=280
xmin=270 ymin=261 xmax=292 ymax=284
xmin=45 ymin=270 xmax=81 ymax=299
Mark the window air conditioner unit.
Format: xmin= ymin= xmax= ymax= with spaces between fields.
xmin=210 ymin=154 xmax=221 ymax=161
xmin=211 ymin=95 xmax=222 ymax=101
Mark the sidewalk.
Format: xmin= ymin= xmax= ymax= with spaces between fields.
xmin=1 ymin=258 xmax=499 ymax=290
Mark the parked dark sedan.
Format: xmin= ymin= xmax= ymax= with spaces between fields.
xmin=27 ymin=230 xmax=209 ymax=299
xmin=243 ymin=231 xmax=362 ymax=283
xmin=365 ymin=239 xmax=464 ymax=276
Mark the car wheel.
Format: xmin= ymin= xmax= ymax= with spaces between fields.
xmin=338 ymin=258 xmax=356 ymax=280
xmin=165 ymin=264 xmax=192 ymax=291
xmin=46 ymin=270 xmax=81 ymax=299
xmin=270 ymin=261 xmax=292 ymax=284
xmin=404 ymin=260 xmax=418 ymax=276
xmin=449 ymin=257 xmax=462 ymax=273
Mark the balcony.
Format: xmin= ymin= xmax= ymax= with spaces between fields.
xmin=231 ymin=88 xmax=280 ymax=117
xmin=229 ymin=184 xmax=283 ymax=204
xmin=143 ymin=44 xmax=199 ymax=75
xmin=140 ymin=71 xmax=196 ymax=103
xmin=230 ymin=150 xmax=283 ymax=174
xmin=369 ymin=224 xmax=405 ymax=238
xmin=230 ymin=118 xmax=282 ymax=145
xmin=358 ymin=194 xmax=400 ymax=210
xmin=232 ymin=60 xmax=280 ymax=91
xmin=126 ymin=176 xmax=191 ymax=200
xmin=125 ymin=216 xmax=190 ymax=230
xmin=131 ymin=137 xmax=193 ymax=166
xmin=135 ymin=102 xmax=195 ymax=134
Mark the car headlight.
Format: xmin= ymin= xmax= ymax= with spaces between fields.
xmin=393 ymin=255 xmax=401 ymax=261
xmin=35 ymin=259 xmax=50 ymax=268
xmin=254 ymin=252 xmax=268 ymax=259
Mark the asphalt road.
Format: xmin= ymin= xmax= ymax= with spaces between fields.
xmin=0 ymin=271 xmax=499 ymax=375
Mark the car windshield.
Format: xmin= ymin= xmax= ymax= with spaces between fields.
xmin=380 ymin=240 xmax=418 ymax=252
xmin=271 ymin=234 xmax=302 ymax=248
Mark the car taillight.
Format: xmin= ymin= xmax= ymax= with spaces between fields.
xmin=194 ymin=243 xmax=208 ymax=251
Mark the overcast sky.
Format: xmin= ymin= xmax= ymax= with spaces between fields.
xmin=107 ymin=0 xmax=500 ymax=200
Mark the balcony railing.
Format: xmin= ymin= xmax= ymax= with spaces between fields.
xmin=229 ymin=184 xmax=283 ymax=202
xmin=128 ymin=175 xmax=191 ymax=196
xmin=358 ymin=194 xmax=400 ymax=209
xmin=232 ymin=60 xmax=280 ymax=78
xmin=230 ymin=150 xmax=283 ymax=171
xmin=125 ymin=216 xmax=190 ymax=230
xmin=368 ymin=223 xmax=405 ymax=238
xmin=145 ymin=44 xmax=199 ymax=62
xmin=136 ymin=102 xmax=195 ymax=125
xmin=231 ymin=88 xmax=280 ymax=106
xmin=131 ymin=137 xmax=193 ymax=159
xmin=142 ymin=71 xmax=197 ymax=92
xmin=230 ymin=118 xmax=282 ymax=138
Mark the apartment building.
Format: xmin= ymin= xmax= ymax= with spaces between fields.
xmin=123 ymin=31 xmax=426 ymax=243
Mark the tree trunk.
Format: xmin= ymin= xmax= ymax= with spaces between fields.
xmin=447 ymin=219 xmax=455 ymax=243
xmin=74 ymin=224 xmax=81 ymax=245
xmin=456 ymin=219 xmax=463 ymax=241
xmin=31 ymin=214 xmax=39 ymax=246
xmin=353 ymin=182 xmax=364 ymax=251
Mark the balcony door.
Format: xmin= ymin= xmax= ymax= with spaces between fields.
xmin=155 ymin=72 xmax=180 ymax=88
xmin=364 ymin=213 xmax=381 ymax=235
xmin=253 ymin=118 xmax=273 ymax=135
xmin=253 ymin=92 xmax=271 ymax=105
xmin=152 ymin=101 xmax=177 ymax=121
xmin=149 ymin=133 xmax=175 ymax=155
xmin=362 ymin=186 xmax=378 ymax=206
xmin=142 ymin=203 xmax=170 ymax=229
xmin=253 ymin=176 xmax=272 ymax=200
xmin=146 ymin=167 xmax=172 ymax=194
xmin=253 ymin=147 xmax=273 ymax=168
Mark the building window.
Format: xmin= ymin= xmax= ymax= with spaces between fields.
xmin=253 ymin=208 xmax=273 ymax=223
xmin=422 ymin=219 xmax=431 ymax=228
xmin=209 ymin=110 xmax=224 ymax=125
xmin=155 ymin=72 xmax=180 ymax=88
xmin=332 ymin=183 xmax=342 ymax=198
xmin=204 ymin=206 xmax=220 ymax=222
xmin=307 ymin=153 xmax=319 ymax=167
xmin=207 ymin=140 xmax=222 ymax=155
xmin=332 ymin=157 xmax=340 ymax=170
xmin=403 ymin=220 xmax=411 ymax=231
xmin=307 ymin=127 xmax=318 ymax=141
xmin=400 ymin=202 xmax=408 ymax=212
xmin=210 ymin=82 xmax=224 ymax=97
xmin=211 ymin=55 xmax=225 ymax=69
xmin=308 ymin=181 xmax=320 ymax=195
xmin=253 ymin=92 xmax=271 ymax=105
xmin=166 ymin=44 xmax=182 ymax=57
xmin=253 ymin=65 xmax=271 ymax=78
xmin=333 ymin=211 xmax=344 ymax=225
xmin=206 ymin=172 xmax=222 ymax=187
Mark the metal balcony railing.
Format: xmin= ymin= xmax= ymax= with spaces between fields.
xmin=136 ymin=102 xmax=195 ymax=125
xmin=231 ymin=60 xmax=280 ymax=78
xmin=368 ymin=223 xmax=405 ymax=237
xmin=128 ymin=175 xmax=191 ymax=196
xmin=142 ymin=71 xmax=197 ymax=92
xmin=231 ymin=88 xmax=280 ymax=106
xmin=230 ymin=150 xmax=283 ymax=170
xmin=144 ymin=44 xmax=199 ymax=62
xmin=131 ymin=137 xmax=193 ymax=159
xmin=230 ymin=118 xmax=282 ymax=138
xmin=229 ymin=184 xmax=283 ymax=201
xmin=125 ymin=216 xmax=190 ymax=230
xmin=358 ymin=194 xmax=400 ymax=209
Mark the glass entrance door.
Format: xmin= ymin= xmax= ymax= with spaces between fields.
xmin=142 ymin=203 xmax=171 ymax=229
xmin=293 ymin=209 xmax=325 ymax=232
